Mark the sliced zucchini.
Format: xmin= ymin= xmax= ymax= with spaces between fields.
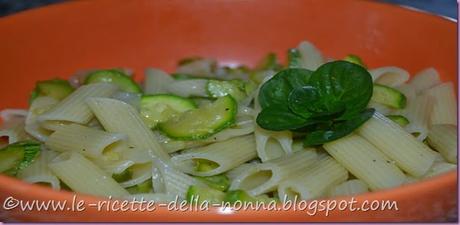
xmin=112 ymin=169 xmax=132 ymax=183
xmin=287 ymin=48 xmax=302 ymax=68
xmin=30 ymin=79 xmax=75 ymax=103
xmin=171 ymin=73 xmax=203 ymax=80
xmin=194 ymin=158 xmax=219 ymax=172
xmin=0 ymin=141 xmax=41 ymax=176
xmin=371 ymin=84 xmax=407 ymax=109
xmin=344 ymin=54 xmax=366 ymax=68
xmin=186 ymin=185 xmax=225 ymax=204
xmin=158 ymin=95 xmax=237 ymax=140
xmin=85 ymin=69 xmax=142 ymax=93
xmin=386 ymin=115 xmax=410 ymax=127
xmin=206 ymin=80 xmax=247 ymax=101
xmin=195 ymin=174 xmax=230 ymax=192
xmin=140 ymin=94 xmax=197 ymax=128
xmin=126 ymin=179 xmax=153 ymax=194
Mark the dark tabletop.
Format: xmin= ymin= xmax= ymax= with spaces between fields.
xmin=0 ymin=0 xmax=458 ymax=19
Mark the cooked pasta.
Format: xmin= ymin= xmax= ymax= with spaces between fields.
xmin=327 ymin=179 xmax=369 ymax=197
xmin=358 ymin=112 xmax=438 ymax=177
xmin=0 ymin=39 xmax=456 ymax=204
xmin=323 ymin=134 xmax=406 ymax=190
xmin=425 ymin=82 xmax=457 ymax=125
xmin=278 ymin=155 xmax=348 ymax=200
xmin=37 ymin=83 xmax=119 ymax=128
xmin=229 ymin=150 xmax=317 ymax=196
xmin=427 ymin=124 xmax=457 ymax=163
xmin=49 ymin=152 xmax=129 ymax=197
xmin=171 ymin=135 xmax=257 ymax=176
xmin=45 ymin=123 xmax=126 ymax=159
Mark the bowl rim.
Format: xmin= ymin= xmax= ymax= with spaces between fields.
xmin=0 ymin=0 xmax=457 ymax=217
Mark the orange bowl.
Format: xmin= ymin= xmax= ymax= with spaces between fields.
xmin=0 ymin=0 xmax=457 ymax=222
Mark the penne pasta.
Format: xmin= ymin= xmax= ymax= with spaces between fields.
xmin=144 ymin=68 xmax=175 ymax=94
xmin=327 ymin=179 xmax=369 ymax=197
xmin=229 ymin=150 xmax=317 ymax=196
xmin=86 ymin=97 xmax=170 ymax=161
xmin=17 ymin=148 xmax=61 ymax=190
xmin=37 ymin=83 xmax=119 ymax=128
xmin=427 ymin=124 xmax=457 ymax=163
xmin=424 ymin=82 xmax=457 ymax=126
xmin=171 ymin=135 xmax=257 ymax=176
xmin=409 ymin=68 xmax=441 ymax=95
xmin=278 ymin=155 xmax=348 ymax=200
xmin=369 ymin=67 xmax=410 ymax=87
xmin=49 ymin=152 xmax=129 ymax=197
xmin=45 ymin=123 xmax=126 ymax=159
xmin=324 ymin=134 xmax=406 ymax=190
xmin=24 ymin=96 xmax=59 ymax=142
xmin=297 ymin=41 xmax=324 ymax=70
xmin=358 ymin=112 xmax=437 ymax=177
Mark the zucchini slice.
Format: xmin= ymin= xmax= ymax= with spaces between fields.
xmin=140 ymin=94 xmax=197 ymax=128
xmin=30 ymin=79 xmax=74 ymax=103
xmin=371 ymin=84 xmax=407 ymax=109
xmin=386 ymin=115 xmax=410 ymax=127
xmin=206 ymin=80 xmax=247 ymax=101
xmin=195 ymin=174 xmax=230 ymax=192
xmin=158 ymin=95 xmax=237 ymax=140
xmin=85 ymin=69 xmax=142 ymax=93
xmin=343 ymin=54 xmax=367 ymax=68
xmin=0 ymin=141 xmax=41 ymax=176
xmin=186 ymin=185 xmax=225 ymax=204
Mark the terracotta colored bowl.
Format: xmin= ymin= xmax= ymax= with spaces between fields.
xmin=0 ymin=0 xmax=457 ymax=222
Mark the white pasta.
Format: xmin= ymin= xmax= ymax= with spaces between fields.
xmin=49 ymin=152 xmax=129 ymax=197
xmin=324 ymin=134 xmax=406 ymax=190
xmin=25 ymin=96 xmax=59 ymax=142
xmin=424 ymin=162 xmax=457 ymax=178
xmin=278 ymin=155 xmax=348 ymax=200
xmin=358 ymin=112 xmax=437 ymax=177
xmin=401 ymin=93 xmax=434 ymax=141
xmin=2 ymin=39 xmax=457 ymax=202
xmin=425 ymin=82 xmax=457 ymax=125
xmin=427 ymin=124 xmax=457 ymax=163
xmin=17 ymin=148 xmax=60 ymax=190
xmin=176 ymin=58 xmax=216 ymax=77
xmin=119 ymin=163 xmax=152 ymax=188
xmin=45 ymin=123 xmax=126 ymax=159
xmin=86 ymin=97 xmax=170 ymax=161
xmin=409 ymin=68 xmax=441 ymax=95
xmin=369 ymin=67 xmax=410 ymax=87
xmin=166 ymin=79 xmax=208 ymax=98
xmin=229 ymin=150 xmax=317 ymax=196
xmin=327 ymin=179 xmax=369 ymax=197
xmin=297 ymin=41 xmax=324 ymax=70
xmin=151 ymin=158 xmax=200 ymax=199
xmin=171 ymin=135 xmax=257 ymax=176
xmin=37 ymin=83 xmax=119 ymax=128
xmin=144 ymin=68 xmax=175 ymax=94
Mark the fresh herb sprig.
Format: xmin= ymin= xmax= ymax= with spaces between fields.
xmin=256 ymin=60 xmax=375 ymax=146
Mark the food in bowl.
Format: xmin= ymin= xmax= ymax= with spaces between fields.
xmin=0 ymin=40 xmax=456 ymax=205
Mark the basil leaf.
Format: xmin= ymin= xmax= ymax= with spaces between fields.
xmin=256 ymin=105 xmax=308 ymax=131
xmin=309 ymin=61 xmax=373 ymax=119
xmin=258 ymin=68 xmax=313 ymax=109
xmin=288 ymin=85 xmax=346 ymax=119
xmin=303 ymin=108 xmax=375 ymax=146
xmin=287 ymin=86 xmax=317 ymax=118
